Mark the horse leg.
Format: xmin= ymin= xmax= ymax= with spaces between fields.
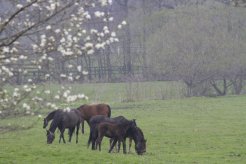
xmin=60 ymin=128 xmax=66 ymax=143
xmin=68 ymin=127 xmax=75 ymax=142
xmin=81 ymin=120 xmax=84 ymax=134
xmin=109 ymin=139 xmax=117 ymax=153
xmin=117 ymin=140 xmax=121 ymax=153
xmin=96 ymin=136 xmax=103 ymax=151
xmin=91 ymin=129 xmax=98 ymax=150
xmin=109 ymin=138 xmax=113 ymax=151
xmin=122 ymin=138 xmax=127 ymax=154
xmin=76 ymin=123 xmax=80 ymax=144
xmin=87 ymin=130 xmax=92 ymax=148
xmin=129 ymin=138 xmax=132 ymax=153
xmin=58 ymin=126 xmax=62 ymax=143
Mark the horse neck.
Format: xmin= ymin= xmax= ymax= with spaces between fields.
xmin=49 ymin=119 xmax=59 ymax=133
xmin=132 ymin=127 xmax=144 ymax=143
xmin=46 ymin=110 xmax=58 ymax=121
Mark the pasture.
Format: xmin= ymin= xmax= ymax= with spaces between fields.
xmin=0 ymin=82 xmax=246 ymax=163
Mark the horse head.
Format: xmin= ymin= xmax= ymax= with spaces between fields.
xmin=46 ymin=130 xmax=55 ymax=144
xmin=135 ymin=139 xmax=147 ymax=155
xmin=133 ymin=127 xmax=146 ymax=155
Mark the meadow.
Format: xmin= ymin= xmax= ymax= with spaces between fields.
xmin=0 ymin=82 xmax=246 ymax=163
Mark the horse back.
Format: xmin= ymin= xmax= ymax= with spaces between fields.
xmin=59 ymin=109 xmax=81 ymax=128
xmin=77 ymin=104 xmax=111 ymax=120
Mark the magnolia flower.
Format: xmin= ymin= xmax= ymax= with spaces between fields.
xmin=54 ymin=95 xmax=60 ymax=99
xmin=46 ymin=25 xmax=51 ymax=30
xmin=60 ymin=74 xmax=66 ymax=78
xmin=16 ymin=4 xmax=23 ymax=9
xmin=87 ymin=49 xmax=94 ymax=55
xmin=44 ymin=90 xmax=51 ymax=94
xmin=63 ymin=108 xmax=71 ymax=112
xmin=85 ymin=42 xmax=93 ymax=49
xmin=82 ymin=70 xmax=89 ymax=75
xmin=111 ymin=32 xmax=116 ymax=37
xmin=23 ymin=103 xmax=31 ymax=110
xmin=122 ymin=20 xmax=127 ymax=25
xmin=55 ymin=29 xmax=61 ymax=33
xmin=109 ymin=17 xmax=114 ymax=21
xmin=77 ymin=65 xmax=82 ymax=72
xmin=3 ymin=47 xmax=9 ymax=53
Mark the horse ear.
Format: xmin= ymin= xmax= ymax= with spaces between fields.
xmin=144 ymin=139 xmax=147 ymax=143
xmin=132 ymin=119 xmax=137 ymax=126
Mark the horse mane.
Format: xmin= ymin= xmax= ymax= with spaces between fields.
xmin=106 ymin=105 xmax=111 ymax=117
xmin=132 ymin=126 xmax=145 ymax=142
xmin=77 ymin=104 xmax=86 ymax=110
xmin=48 ymin=115 xmax=60 ymax=133
xmin=46 ymin=109 xmax=62 ymax=120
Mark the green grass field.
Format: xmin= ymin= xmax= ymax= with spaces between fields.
xmin=0 ymin=83 xmax=246 ymax=163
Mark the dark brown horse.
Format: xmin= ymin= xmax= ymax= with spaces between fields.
xmin=46 ymin=109 xmax=82 ymax=144
xmin=124 ymin=126 xmax=147 ymax=155
xmin=77 ymin=104 xmax=111 ymax=134
xmin=109 ymin=123 xmax=147 ymax=155
xmin=87 ymin=115 xmax=135 ymax=150
xmin=96 ymin=120 xmax=136 ymax=154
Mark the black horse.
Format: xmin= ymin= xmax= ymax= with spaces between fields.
xmin=125 ymin=126 xmax=147 ymax=155
xmin=46 ymin=109 xmax=82 ymax=144
xmin=109 ymin=122 xmax=147 ymax=155
xmin=43 ymin=109 xmax=62 ymax=129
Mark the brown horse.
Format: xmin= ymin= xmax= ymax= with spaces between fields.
xmin=88 ymin=115 xmax=136 ymax=150
xmin=77 ymin=104 xmax=111 ymax=134
xmin=95 ymin=120 xmax=136 ymax=154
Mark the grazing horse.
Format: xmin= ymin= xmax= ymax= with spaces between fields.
xmin=88 ymin=115 xmax=137 ymax=153
xmin=96 ymin=120 xmax=136 ymax=154
xmin=87 ymin=115 xmax=135 ymax=150
xmin=46 ymin=109 xmax=82 ymax=144
xmin=43 ymin=109 xmax=62 ymax=129
xmin=77 ymin=104 xmax=111 ymax=134
xmin=110 ymin=124 xmax=147 ymax=155
xmin=125 ymin=126 xmax=147 ymax=155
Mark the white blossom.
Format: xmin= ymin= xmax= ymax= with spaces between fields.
xmin=77 ymin=65 xmax=82 ymax=72
xmin=16 ymin=4 xmax=23 ymax=9
xmin=55 ymin=29 xmax=61 ymax=33
xmin=82 ymin=70 xmax=89 ymax=75
xmin=23 ymin=103 xmax=31 ymax=110
xmin=60 ymin=74 xmax=66 ymax=78
xmin=111 ymin=32 xmax=116 ymax=37
xmin=44 ymin=90 xmax=51 ymax=94
xmin=46 ymin=25 xmax=51 ymax=30
xmin=122 ymin=20 xmax=127 ymax=25
xmin=3 ymin=47 xmax=10 ymax=53
xmin=87 ymin=49 xmax=94 ymax=55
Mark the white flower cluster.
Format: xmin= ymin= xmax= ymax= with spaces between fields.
xmin=99 ymin=0 xmax=112 ymax=6
xmin=0 ymin=0 xmax=125 ymax=118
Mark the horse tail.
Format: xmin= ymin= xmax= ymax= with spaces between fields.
xmin=107 ymin=105 xmax=111 ymax=118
